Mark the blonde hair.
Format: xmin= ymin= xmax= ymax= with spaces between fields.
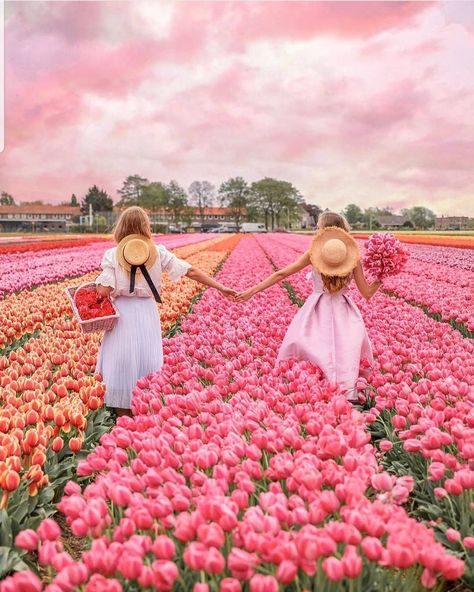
xmin=316 ymin=211 xmax=352 ymax=294
xmin=114 ymin=206 xmax=151 ymax=243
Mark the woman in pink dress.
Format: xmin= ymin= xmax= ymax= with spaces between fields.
xmin=237 ymin=212 xmax=381 ymax=401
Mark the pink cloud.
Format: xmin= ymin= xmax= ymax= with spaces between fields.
xmin=5 ymin=38 xmax=163 ymax=147
xmin=241 ymin=1 xmax=432 ymax=40
xmin=1 ymin=1 xmax=474 ymax=216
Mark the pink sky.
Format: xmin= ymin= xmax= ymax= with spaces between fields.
xmin=1 ymin=1 xmax=474 ymax=215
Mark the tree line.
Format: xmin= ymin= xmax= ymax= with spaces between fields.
xmin=77 ymin=175 xmax=304 ymax=230
xmin=2 ymin=186 xmax=469 ymax=231
xmin=341 ymin=203 xmax=439 ymax=230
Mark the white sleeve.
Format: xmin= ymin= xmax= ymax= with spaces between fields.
xmin=95 ymin=249 xmax=116 ymax=288
xmin=158 ymin=245 xmax=192 ymax=283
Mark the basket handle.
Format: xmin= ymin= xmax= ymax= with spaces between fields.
xmin=73 ymin=282 xmax=96 ymax=307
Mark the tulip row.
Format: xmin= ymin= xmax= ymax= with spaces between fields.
xmin=10 ymin=236 xmax=467 ymax=592
xmin=254 ymin=233 xmax=474 ymax=586
xmin=258 ymin=233 xmax=474 ymax=335
xmin=352 ymin=233 xmax=474 ymax=250
xmin=0 ymin=237 xmax=104 ymax=255
xmin=402 ymin=243 xmax=474 ymax=271
xmin=0 ymin=234 xmax=212 ymax=299
xmin=0 ymin=235 xmax=233 ymax=349
xmin=0 ymin=237 xmax=236 ymax=577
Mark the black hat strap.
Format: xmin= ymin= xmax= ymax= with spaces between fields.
xmin=129 ymin=264 xmax=162 ymax=303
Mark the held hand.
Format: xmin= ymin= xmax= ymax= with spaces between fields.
xmin=220 ymin=286 xmax=238 ymax=300
xmin=236 ymin=288 xmax=255 ymax=303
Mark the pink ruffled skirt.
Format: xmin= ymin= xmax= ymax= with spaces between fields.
xmin=277 ymin=291 xmax=373 ymax=397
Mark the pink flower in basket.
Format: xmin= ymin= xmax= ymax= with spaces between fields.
xmin=65 ymin=283 xmax=119 ymax=333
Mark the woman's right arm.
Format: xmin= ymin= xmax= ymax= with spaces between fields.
xmin=352 ymin=260 xmax=382 ymax=300
xmin=236 ymin=252 xmax=311 ymax=302
xmin=95 ymin=250 xmax=116 ymax=299
xmin=97 ymin=285 xmax=113 ymax=299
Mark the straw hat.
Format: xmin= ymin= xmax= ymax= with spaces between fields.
xmin=310 ymin=226 xmax=359 ymax=276
xmin=116 ymin=234 xmax=158 ymax=273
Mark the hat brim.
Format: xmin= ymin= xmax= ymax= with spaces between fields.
xmin=116 ymin=234 xmax=158 ymax=273
xmin=310 ymin=226 xmax=360 ymax=276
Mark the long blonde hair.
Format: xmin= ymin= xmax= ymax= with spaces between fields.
xmin=114 ymin=206 xmax=151 ymax=243
xmin=316 ymin=212 xmax=352 ymax=294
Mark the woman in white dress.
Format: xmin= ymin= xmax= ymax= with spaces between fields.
xmin=95 ymin=206 xmax=235 ymax=416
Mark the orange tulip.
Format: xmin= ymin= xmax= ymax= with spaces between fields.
xmin=69 ymin=437 xmax=83 ymax=453
xmin=1 ymin=469 xmax=20 ymax=492
xmin=31 ymin=449 xmax=47 ymax=466
xmin=52 ymin=437 xmax=64 ymax=452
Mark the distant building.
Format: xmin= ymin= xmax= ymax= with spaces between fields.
xmin=435 ymin=216 xmax=470 ymax=230
xmin=375 ymin=215 xmax=412 ymax=229
xmin=0 ymin=205 xmax=80 ymax=232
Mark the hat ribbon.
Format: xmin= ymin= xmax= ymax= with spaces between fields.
xmin=129 ymin=264 xmax=163 ymax=303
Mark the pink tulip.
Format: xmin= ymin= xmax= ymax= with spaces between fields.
xmin=249 ymin=574 xmax=278 ymax=592
xmin=446 ymin=528 xmax=461 ymax=543
xmin=341 ymin=545 xmax=362 ymax=578
xmin=361 ymin=536 xmax=384 ymax=561
xmin=9 ymin=572 xmax=42 ymax=592
xmin=15 ymin=529 xmax=40 ymax=552
xmin=220 ymin=578 xmax=241 ymax=592
xmin=197 ymin=522 xmax=225 ymax=548
xmin=37 ymin=519 xmax=61 ymax=542
xmin=322 ymin=557 xmax=344 ymax=581
xmin=117 ymin=554 xmax=143 ymax=580
xmin=379 ymin=440 xmax=393 ymax=452
xmin=152 ymin=535 xmax=176 ymax=560
xmin=276 ymin=559 xmax=298 ymax=584
xmin=109 ymin=485 xmax=132 ymax=507
xmin=204 ymin=547 xmax=226 ymax=574
xmin=183 ymin=542 xmax=207 ymax=571
xmin=371 ymin=473 xmax=393 ymax=491
xmin=152 ymin=560 xmax=179 ymax=590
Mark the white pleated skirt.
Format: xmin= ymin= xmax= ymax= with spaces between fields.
xmin=95 ymin=296 xmax=163 ymax=409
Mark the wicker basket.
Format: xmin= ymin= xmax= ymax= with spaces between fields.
xmin=65 ymin=282 xmax=119 ymax=334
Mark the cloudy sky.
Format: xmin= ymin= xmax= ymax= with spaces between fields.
xmin=1 ymin=1 xmax=474 ymax=215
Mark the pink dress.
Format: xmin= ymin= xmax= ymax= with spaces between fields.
xmin=277 ymin=270 xmax=373 ymax=398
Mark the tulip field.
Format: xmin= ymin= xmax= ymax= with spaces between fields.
xmin=0 ymin=233 xmax=473 ymax=592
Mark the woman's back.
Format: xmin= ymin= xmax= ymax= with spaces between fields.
xmin=311 ymin=269 xmax=351 ymax=296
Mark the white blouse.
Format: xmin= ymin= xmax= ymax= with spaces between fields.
xmin=95 ymin=244 xmax=192 ymax=298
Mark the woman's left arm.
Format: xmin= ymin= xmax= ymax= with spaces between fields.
xmin=186 ymin=266 xmax=237 ymax=299
xmin=236 ymin=251 xmax=311 ymax=302
xmin=352 ymin=261 xmax=382 ymax=300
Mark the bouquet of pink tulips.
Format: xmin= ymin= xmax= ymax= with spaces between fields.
xmin=363 ymin=233 xmax=409 ymax=281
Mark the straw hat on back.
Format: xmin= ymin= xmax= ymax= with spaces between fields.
xmin=116 ymin=234 xmax=158 ymax=273
xmin=310 ymin=226 xmax=359 ymax=277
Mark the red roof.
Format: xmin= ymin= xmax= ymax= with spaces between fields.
xmin=195 ymin=207 xmax=234 ymax=215
xmin=0 ymin=205 xmax=80 ymax=214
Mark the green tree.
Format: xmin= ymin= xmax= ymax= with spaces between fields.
xmin=219 ymin=177 xmax=251 ymax=231
xmin=80 ymin=185 xmax=113 ymax=215
xmin=141 ymin=182 xmax=168 ymax=210
xmin=0 ymin=192 xmax=15 ymax=205
xmin=250 ymin=178 xmax=302 ymax=230
xmin=164 ymin=180 xmax=189 ymax=226
xmin=117 ymin=175 xmax=149 ymax=207
xmin=405 ymin=206 xmax=436 ymax=230
xmin=70 ymin=194 xmax=78 ymax=207
xmin=189 ymin=181 xmax=215 ymax=224
xmin=342 ymin=204 xmax=364 ymax=225
xmin=140 ymin=182 xmax=168 ymax=232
